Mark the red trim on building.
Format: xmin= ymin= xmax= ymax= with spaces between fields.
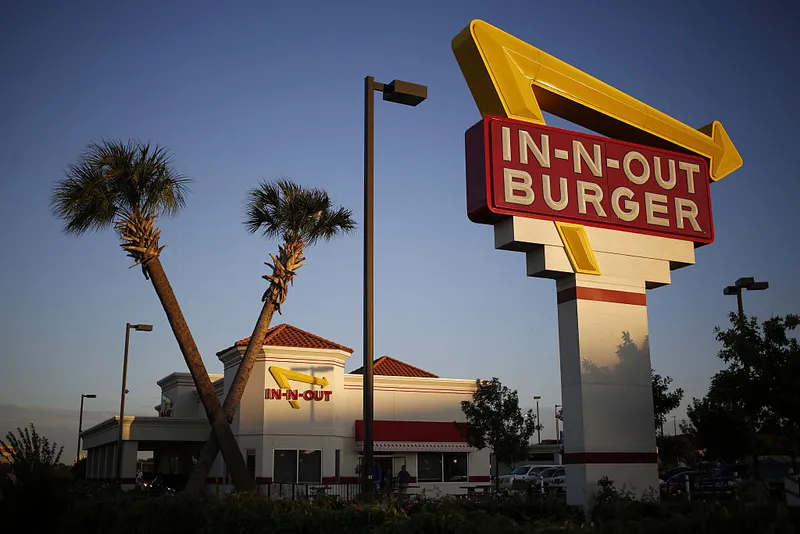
xmin=563 ymin=452 xmax=657 ymax=464
xmin=255 ymin=476 xmax=273 ymax=484
xmin=205 ymin=477 xmax=224 ymax=484
xmin=119 ymin=477 xmax=136 ymax=484
xmin=557 ymin=287 xmax=647 ymax=307
xmin=355 ymin=420 xmax=469 ymax=443
xmin=468 ymin=475 xmax=491 ymax=483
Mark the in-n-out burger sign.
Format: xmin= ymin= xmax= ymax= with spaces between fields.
xmin=466 ymin=117 xmax=714 ymax=244
xmin=266 ymin=366 xmax=331 ymax=410
xmin=265 ymin=389 xmax=332 ymax=402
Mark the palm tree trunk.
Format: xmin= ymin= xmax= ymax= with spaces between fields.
xmin=184 ymin=296 xmax=278 ymax=492
xmin=184 ymin=242 xmax=304 ymax=493
xmin=144 ymin=257 xmax=255 ymax=493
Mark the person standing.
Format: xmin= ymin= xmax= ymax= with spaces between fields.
xmin=397 ymin=464 xmax=411 ymax=495
xmin=372 ymin=460 xmax=382 ymax=494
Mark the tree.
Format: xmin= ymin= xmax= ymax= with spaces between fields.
xmin=459 ymin=378 xmax=537 ymax=491
xmin=652 ymin=370 xmax=683 ymax=436
xmin=682 ymin=312 xmax=799 ymax=466
xmin=51 ymin=140 xmax=254 ymax=491
xmin=0 ymin=424 xmax=63 ymax=483
xmin=681 ymin=393 xmax=749 ymax=463
xmin=184 ymin=179 xmax=355 ymax=491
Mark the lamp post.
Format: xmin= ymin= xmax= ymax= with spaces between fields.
xmin=555 ymin=404 xmax=562 ymax=443
xmin=362 ymin=76 xmax=427 ymax=496
xmin=672 ymin=415 xmax=677 ymax=436
xmin=723 ymin=277 xmax=768 ymax=477
xmin=533 ymin=396 xmax=542 ymax=444
xmin=116 ymin=323 xmax=152 ymax=481
xmin=75 ymin=393 xmax=96 ymax=463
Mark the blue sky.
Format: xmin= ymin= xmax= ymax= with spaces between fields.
xmin=1 ymin=0 xmax=798 ymax=450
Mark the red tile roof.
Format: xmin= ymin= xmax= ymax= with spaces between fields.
xmin=351 ymin=355 xmax=439 ymax=378
xmin=216 ymin=324 xmax=354 ymax=355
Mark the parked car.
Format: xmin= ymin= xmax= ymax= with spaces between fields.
xmin=658 ymin=466 xmax=693 ymax=484
xmin=135 ymin=471 xmax=182 ymax=496
xmin=661 ymin=470 xmax=705 ymax=497
xmin=498 ymin=464 xmax=559 ymax=490
xmin=541 ymin=467 xmax=566 ymax=493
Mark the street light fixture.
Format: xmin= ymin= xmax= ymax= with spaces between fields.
xmin=116 ymin=323 xmax=152 ymax=481
xmin=723 ymin=277 xmax=769 ymax=320
xmin=723 ymin=277 xmax=768 ymax=478
xmin=533 ymin=396 xmax=542 ymax=444
xmin=76 ymin=393 xmax=97 ymax=464
xmin=362 ymin=76 xmax=427 ymax=496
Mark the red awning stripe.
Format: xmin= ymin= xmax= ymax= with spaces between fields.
xmin=355 ymin=420 xmax=469 ymax=443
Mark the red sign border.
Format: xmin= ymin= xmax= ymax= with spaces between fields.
xmin=465 ymin=115 xmax=715 ymax=245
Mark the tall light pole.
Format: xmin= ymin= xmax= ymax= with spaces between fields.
xmin=534 ymin=395 xmax=542 ymax=444
xmin=362 ymin=76 xmax=427 ymax=496
xmin=76 ymin=393 xmax=96 ymax=463
xmin=672 ymin=415 xmax=677 ymax=436
xmin=116 ymin=323 xmax=153 ymax=481
xmin=723 ymin=277 xmax=768 ymax=477
xmin=555 ymin=404 xmax=562 ymax=443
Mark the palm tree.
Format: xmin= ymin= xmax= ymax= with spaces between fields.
xmin=185 ymin=179 xmax=355 ymax=491
xmin=50 ymin=139 xmax=255 ymax=492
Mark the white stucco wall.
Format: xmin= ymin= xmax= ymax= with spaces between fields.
xmin=143 ymin=342 xmax=492 ymax=495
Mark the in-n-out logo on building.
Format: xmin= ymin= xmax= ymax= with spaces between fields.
xmin=265 ymin=366 xmax=331 ymax=410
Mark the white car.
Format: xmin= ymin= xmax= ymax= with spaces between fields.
xmin=498 ymin=464 xmax=560 ymax=489
xmin=540 ymin=466 xmax=566 ymax=493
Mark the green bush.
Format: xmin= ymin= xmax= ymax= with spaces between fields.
xmin=1 ymin=480 xmax=797 ymax=534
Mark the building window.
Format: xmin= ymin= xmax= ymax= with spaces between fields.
xmin=417 ymin=452 xmax=443 ymax=482
xmin=443 ymin=452 xmax=468 ymax=482
xmin=298 ymin=450 xmax=322 ymax=484
xmin=273 ymin=450 xmax=297 ymax=484
xmin=246 ymin=449 xmax=256 ymax=479
xmin=335 ymin=449 xmax=341 ymax=483
xmin=417 ymin=452 xmax=469 ymax=483
xmin=273 ymin=450 xmax=322 ymax=484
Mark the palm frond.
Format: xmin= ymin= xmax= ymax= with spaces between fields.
xmin=51 ymin=139 xmax=191 ymax=235
xmin=243 ymin=179 xmax=356 ymax=246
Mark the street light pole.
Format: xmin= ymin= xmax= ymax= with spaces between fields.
xmin=75 ymin=393 xmax=96 ymax=464
xmin=672 ymin=415 xmax=677 ymax=436
xmin=534 ymin=395 xmax=542 ymax=444
xmin=723 ymin=277 xmax=768 ymax=478
xmin=554 ymin=404 xmax=562 ymax=443
xmin=362 ymin=76 xmax=426 ymax=497
xmin=116 ymin=323 xmax=152 ymax=481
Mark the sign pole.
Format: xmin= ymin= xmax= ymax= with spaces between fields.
xmin=453 ymin=19 xmax=742 ymax=508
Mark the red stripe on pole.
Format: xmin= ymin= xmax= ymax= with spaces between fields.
xmin=563 ymin=452 xmax=657 ymax=464
xmin=557 ymin=287 xmax=647 ymax=306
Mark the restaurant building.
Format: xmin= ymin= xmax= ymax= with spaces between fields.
xmin=80 ymin=324 xmax=491 ymax=494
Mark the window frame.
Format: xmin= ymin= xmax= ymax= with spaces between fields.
xmin=298 ymin=449 xmax=322 ymax=484
xmin=272 ymin=449 xmax=323 ymax=484
xmin=443 ymin=452 xmax=469 ymax=482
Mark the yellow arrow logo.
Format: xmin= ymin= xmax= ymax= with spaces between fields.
xmin=268 ymin=366 xmax=329 ymax=409
xmin=452 ymin=20 xmax=742 ymax=182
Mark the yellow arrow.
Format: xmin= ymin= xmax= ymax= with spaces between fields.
xmin=452 ymin=20 xmax=742 ymax=182
xmin=268 ymin=366 xmax=329 ymax=409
